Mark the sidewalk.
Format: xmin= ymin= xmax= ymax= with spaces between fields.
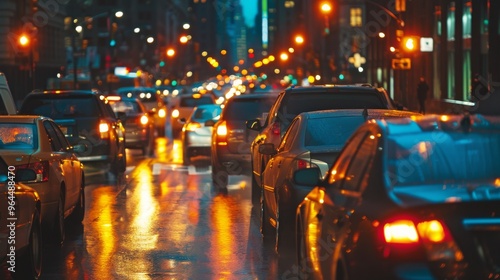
xmin=425 ymin=92 xmax=500 ymax=116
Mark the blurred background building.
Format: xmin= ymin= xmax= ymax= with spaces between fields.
xmin=0 ymin=0 xmax=498 ymax=113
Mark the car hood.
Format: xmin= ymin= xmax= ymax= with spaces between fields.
xmin=390 ymin=181 xmax=500 ymax=207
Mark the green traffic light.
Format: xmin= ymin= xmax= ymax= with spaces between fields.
xmin=339 ymin=74 xmax=345 ymax=80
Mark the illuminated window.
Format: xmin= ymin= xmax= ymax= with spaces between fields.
xmin=350 ymin=8 xmax=362 ymax=27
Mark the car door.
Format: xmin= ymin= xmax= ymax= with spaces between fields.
xmin=43 ymin=120 xmax=76 ymax=212
xmin=318 ymin=128 xmax=379 ymax=275
xmin=262 ymin=118 xmax=300 ymax=221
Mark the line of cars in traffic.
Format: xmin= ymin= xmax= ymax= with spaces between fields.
xmin=0 ymin=73 xmax=170 ymax=279
xmin=201 ymin=82 xmax=500 ymax=279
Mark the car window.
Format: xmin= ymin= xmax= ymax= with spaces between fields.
xmin=192 ymin=106 xmax=221 ymax=120
xmin=0 ymin=123 xmax=37 ymax=150
xmin=327 ymin=130 xmax=368 ymax=186
xmin=50 ymin=121 xmax=72 ymax=150
xmin=44 ymin=121 xmax=64 ymax=151
xmin=386 ymin=131 xmax=500 ymax=186
xmin=111 ymin=100 xmax=143 ymax=115
xmin=279 ymin=92 xmax=386 ymax=123
xmin=278 ymin=118 xmax=300 ymax=151
xmin=265 ymin=92 xmax=284 ymax=126
xmin=223 ymin=98 xmax=275 ymax=121
xmin=20 ymin=95 xmax=101 ymax=119
xmin=341 ymin=131 xmax=379 ymax=191
xmin=305 ymin=116 xmax=365 ymax=148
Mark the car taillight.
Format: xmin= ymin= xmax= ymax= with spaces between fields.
xmin=216 ymin=121 xmax=227 ymax=145
xmin=99 ymin=120 xmax=110 ymax=139
xmin=140 ymin=115 xmax=149 ymax=125
xmin=158 ymin=108 xmax=166 ymax=118
xmin=184 ymin=122 xmax=201 ymax=132
xmin=172 ymin=109 xmax=180 ymax=118
xmin=17 ymin=161 xmax=49 ymax=182
xmin=294 ymin=159 xmax=318 ymax=170
xmin=271 ymin=121 xmax=280 ymax=136
xmin=383 ymin=219 xmax=463 ymax=261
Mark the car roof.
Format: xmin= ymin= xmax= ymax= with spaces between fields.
xmin=0 ymin=115 xmax=47 ymax=123
xmin=28 ymin=89 xmax=101 ymax=95
xmin=300 ymin=109 xmax=421 ymax=120
xmin=228 ymin=93 xmax=279 ymax=100
xmin=282 ymin=84 xmax=385 ymax=94
xmin=377 ymin=114 xmax=500 ymax=135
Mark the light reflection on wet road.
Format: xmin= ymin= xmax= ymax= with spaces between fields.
xmin=38 ymin=138 xmax=298 ymax=279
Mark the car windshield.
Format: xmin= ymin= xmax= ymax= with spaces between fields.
xmin=386 ymin=131 xmax=500 ymax=186
xmin=305 ymin=116 xmax=364 ymax=148
xmin=281 ymin=92 xmax=387 ymax=122
xmin=20 ymin=95 xmax=100 ymax=118
xmin=180 ymin=96 xmax=214 ymax=107
xmin=224 ymin=98 xmax=275 ymax=121
xmin=192 ymin=106 xmax=221 ymax=121
xmin=0 ymin=123 xmax=38 ymax=150
xmin=110 ymin=100 xmax=143 ymax=116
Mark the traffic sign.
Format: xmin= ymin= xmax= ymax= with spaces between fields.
xmin=392 ymin=58 xmax=411 ymax=70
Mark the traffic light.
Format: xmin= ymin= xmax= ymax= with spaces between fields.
xmin=401 ymin=36 xmax=419 ymax=52
xmin=17 ymin=34 xmax=31 ymax=56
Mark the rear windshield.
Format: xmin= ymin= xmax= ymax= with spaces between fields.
xmin=224 ymin=97 xmax=275 ymax=121
xmin=281 ymin=92 xmax=387 ymax=122
xmin=110 ymin=100 xmax=144 ymax=116
xmin=20 ymin=95 xmax=100 ymax=119
xmin=386 ymin=131 xmax=500 ymax=186
xmin=0 ymin=123 xmax=38 ymax=150
xmin=305 ymin=116 xmax=364 ymax=147
xmin=192 ymin=106 xmax=221 ymax=121
xmin=180 ymin=96 xmax=214 ymax=107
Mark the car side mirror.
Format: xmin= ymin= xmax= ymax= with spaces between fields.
xmin=205 ymin=119 xmax=216 ymax=127
xmin=258 ymin=143 xmax=276 ymax=155
xmin=293 ymin=168 xmax=321 ymax=187
xmin=179 ymin=118 xmax=186 ymax=124
xmin=246 ymin=119 xmax=262 ymax=131
xmin=72 ymin=144 xmax=86 ymax=154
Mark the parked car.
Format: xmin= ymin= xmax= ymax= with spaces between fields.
xmin=295 ymin=114 xmax=500 ymax=279
xmin=115 ymin=87 xmax=168 ymax=136
xmin=180 ymin=104 xmax=222 ymax=165
xmin=211 ymin=93 xmax=278 ymax=192
xmin=0 ymin=72 xmax=18 ymax=115
xmin=0 ymin=175 xmax=42 ymax=279
xmin=171 ymin=93 xmax=216 ymax=138
xmin=18 ymin=89 xmax=126 ymax=175
xmin=247 ymin=84 xmax=401 ymax=205
xmin=107 ymin=95 xmax=154 ymax=156
xmin=0 ymin=115 xmax=85 ymax=245
xmin=259 ymin=109 xmax=421 ymax=254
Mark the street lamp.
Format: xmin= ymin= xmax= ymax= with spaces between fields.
xmin=18 ymin=33 xmax=36 ymax=90
xmin=320 ymin=2 xmax=332 ymax=83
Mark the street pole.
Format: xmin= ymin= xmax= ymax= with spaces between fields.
xmin=72 ymin=21 xmax=78 ymax=90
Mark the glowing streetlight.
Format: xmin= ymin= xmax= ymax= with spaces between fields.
xmin=134 ymin=27 xmax=140 ymax=33
xmin=166 ymin=48 xmax=175 ymax=57
xmin=147 ymin=37 xmax=154 ymax=43
xmin=115 ymin=11 xmax=123 ymax=18
xmin=18 ymin=35 xmax=29 ymax=46
xmin=294 ymin=35 xmax=304 ymax=45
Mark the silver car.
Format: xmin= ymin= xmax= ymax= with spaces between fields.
xmin=180 ymin=104 xmax=221 ymax=165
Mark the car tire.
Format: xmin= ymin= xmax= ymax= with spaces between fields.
xmin=251 ymin=171 xmax=260 ymax=206
xmin=15 ymin=209 xmax=42 ymax=280
xmin=260 ymin=192 xmax=274 ymax=241
xmin=275 ymin=197 xmax=294 ymax=255
xmin=296 ymin=215 xmax=310 ymax=278
xmin=70 ymin=179 xmax=85 ymax=224
xmin=53 ymin=191 xmax=65 ymax=246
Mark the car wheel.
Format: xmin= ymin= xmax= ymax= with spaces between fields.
xmin=53 ymin=191 xmax=65 ymax=246
xmin=260 ymin=191 xmax=274 ymax=241
xmin=275 ymin=196 xmax=294 ymax=255
xmin=71 ymin=179 xmax=85 ymax=224
xmin=16 ymin=209 xmax=42 ymax=279
xmin=296 ymin=215 xmax=310 ymax=278
xmin=212 ymin=165 xmax=228 ymax=193
xmin=251 ymin=172 xmax=260 ymax=206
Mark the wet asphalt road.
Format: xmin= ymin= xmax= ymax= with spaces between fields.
xmin=36 ymin=137 xmax=300 ymax=280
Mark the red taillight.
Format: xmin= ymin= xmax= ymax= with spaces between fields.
xmin=17 ymin=161 xmax=49 ymax=182
xmin=382 ymin=218 xmax=463 ymax=261
xmin=296 ymin=159 xmax=310 ymax=169
xmin=216 ymin=121 xmax=227 ymax=145
xmin=271 ymin=122 xmax=280 ymax=136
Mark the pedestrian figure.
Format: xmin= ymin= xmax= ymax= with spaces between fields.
xmin=417 ymin=77 xmax=429 ymax=114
